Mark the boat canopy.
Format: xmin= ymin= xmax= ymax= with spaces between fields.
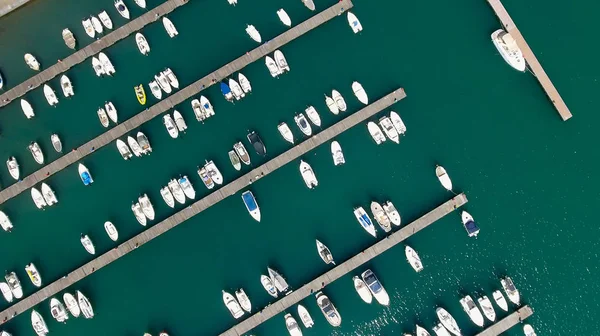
xmin=81 ymin=172 xmax=93 ymax=185
xmin=242 ymin=192 xmax=257 ymax=211
xmin=465 ymin=220 xmax=480 ymax=234
xmin=220 ymin=82 xmax=231 ymax=94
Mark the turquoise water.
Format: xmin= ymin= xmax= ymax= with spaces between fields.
xmin=0 ymin=0 xmax=598 ymax=335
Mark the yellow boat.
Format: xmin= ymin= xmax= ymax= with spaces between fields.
xmin=135 ymin=84 xmax=146 ymax=105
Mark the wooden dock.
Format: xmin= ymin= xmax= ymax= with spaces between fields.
xmin=476 ymin=305 xmax=534 ymax=336
xmin=487 ymin=0 xmax=572 ymax=121
xmin=0 ymin=87 xmax=404 ymax=325
xmin=0 ymin=0 xmax=355 ymax=206
xmin=0 ymin=0 xmax=188 ymax=108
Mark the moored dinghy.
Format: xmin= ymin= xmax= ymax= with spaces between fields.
xmin=77 ymin=290 xmax=94 ymax=318
xmin=98 ymin=11 xmax=113 ymax=29
xmin=332 ymin=90 xmax=347 ymax=112
xmin=436 ymin=308 xmax=461 ymax=336
xmin=24 ymin=53 xmax=40 ymax=71
xmin=63 ymin=293 xmax=80 ymax=317
xmin=31 ymin=187 xmax=47 ymax=209
xmin=135 ymin=33 xmax=150 ymax=55
xmin=371 ymin=201 xmax=392 ymax=232
xmin=316 ymin=239 xmax=335 ymax=265
xmin=168 ymin=179 xmax=186 ymax=204
xmin=163 ymin=17 xmax=178 ymax=37
xmin=43 ymin=84 xmax=58 ymax=106
xmin=492 ymin=290 xmax=508 ymax=311
xmin=331 ymin=141 xmax=345 ymax=166
xmin=7 ymin=157 xmax=20 ymax=180
xmin=354 ymin=207 xmax=376 ymax=237
xmin=131 ymin=202 xmax=146 ymax=226
xmin=173 ymin=110 xmax=187 ymax=132
xmin=21 ymin=99 xmax=35 ymax=119
xmin=25 ymin=263 xmax=42 ymax=287
xmin=235 ymin=289 xmax=251 ymax=312
xmin=62 ymin=28 xmax=76 ymax=49
xmin=478 ymin=296 xmax=496 ymax=322
xmin=31 ymin=310 xmax=48 ymax=336
xmin=379 ymin=116 xmax=399 ymax=143
xmin=305 ymin=106 xmax=321 ymax=127
xmin=367 ymin=121 xmax=386 ymax=145
xmin=78 ymin=163 xmax=93 ymax=185
xmin=228 ymin=150 xmax=241 ymax=171
xmin=405 ymin=245 xmax=424 ymax=272
xmin=383 ymin=201 xmax=401 ymax=226
xmin=295 ymin=113 xmax=312 ymax=136
xmin=135 ymin=84 xmax=146 ymax=105
xmin=104 ymin=221 xmax=118 ymax=241
xmin=223 ymin=290 xmax=244 ymax=319
xmin=297 ymin=305 xmax=314 ymax=328
xmin=284 ymin=314 xmax=302 ymax=336
xmin=60 ymin=74 xmax=74 ymax=97
xmin=277 ymin=9 xmax=292 ymax=27
xmin=353 ymin=276 xmax=372 ymax=303
xmin=460 ymin=295 xmax=484 ymax=327
xmin=347 ymin=12 xmax=363 ymax=33
xmin=299 ymin=160 xmax=318 ymax=189
xmin=28 ymin=142 xmax=44 ymax=164
xmin=302 ymin=0 xmax=315 ymax=11
xmin=114 ymin=0 xmax=130 ymax=19
xmin=238 ymin=73 xmax=252 ymax=93
xmin=436 ymin=165 xmax=453 ymax=191
xmin=352 ymin=81 xmax=368 ymax=104
xmin=83 ymin=18 xmax=95 ymax=38
xmin=278 ymin=122 xmax=294 ymax=144
xmin=245 ymin=25 xmax=262 ymax=43
xmin=260 ymin=274 xmax=277 ymax=297
xmin=116 ymin=139 xmax=133 ymax=160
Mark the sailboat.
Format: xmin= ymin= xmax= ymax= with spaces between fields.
xmin=305 ymin=106 xmax=321 ymax=127
xmin=492 ymin=290 xmax=508 ymax=311
xmin=6 ymin=157 xmax=20 ymax=180
xmin=5 ymin=272 xmax=23 ymax=299
xmin=352 ymin=81 xmax=368 ymax=104
xmin=63 ymin=293 xmax=80 ymax=317
xmin=28 ymin=142 xmax=44 ymax=164
xmin=234 ymin=142 xmax=251 ymax=165
xmin=163 ymin=114 xmax=179 ymax=138
xmin=135 ymin=33 xmax=150 ymax=55
xmin=316 ymin=240 xmax=335 ymax=265
xmin=436 ymin=308 xmax=461 ymax=336
xmin=367 ymin=121 xmax=386 ymax=144
xmin=178 ymin=175 xmax=196 ymax=199
xmin=228 ymin=151 xmax=241 ymax=171
xmin=80 ymin=234 xmax=96 ymax=254
xmin=155 ymin=72 xmax=172 ymax=94
xmin=223 ymin=290 xmax=244 ymax=319
xmin=135 ymin=84 xmax=146 ymax=105
xmin=60 ymin=74 xmax=74 ymax=97
xmin=302 ymin=0 xmax=315 ymax=11
xmin=31 ymin=310 xmax=48 ymax=336
xmin=92 ymin=57 xmax=105 ymax=76
xmin=78 ymin=163 xmax=94 ymax=185
xmin=284 ymin=314 xmax=302 ymax=336
xmin=246 ymin=25 xmax=262 ymax=43
xmin=300 ymin=160 xmax=318 ymax=189
xmin=461 ymin=211 xmax=480 ymax=237
xmin=235 ymin=289 xmax=251 ymax=312
xmin=362 ymin=269 xmax=389 ymax=306
xmin=297 ymin=305 xmax=314 ymax=328
xmin=25 ymin=263 xmax=42 ymax=287
xmin=501 ymin=276 xmax=520 ymax=305
xmin=220 ymin=82 xmax=234 ymax=102
xmin=325 ymin=95 xmax=339 ymax=115
xmin=229 ymin=78 xmax=244 ymax=100
xmin=268 ymin=267 xmax=289 ymax=293
xmin=43 ymin=84 xmax=58 ymax=106
xmin=332 ymin=90 xmax=347 ymax=112
xmin=98 ymin=11 xmax=113 ymax=29
xmin=139 ymin=193 xmax=155 ymax=220
xmin=242 ymin=190 xmax=260 ymax=221
xmin=354 ymin=207 xmax=376 ymax=237
xmin=353 ymin=276 xmax=373 ymax=303
xmin=137 ymin=131 xmax=152 ymax=154
xmin=478 ymin=296 xmax=496 ymax=322
xmin=31 ymin=187 xmax=47 ymax=209
xmin=238 ymin=73 xmax=252 ymax=93
xmin=163 ymin=17 xmax=178 ymax=37
xmin=117 ymin=138 xmax=134 ymax=160
xmin=164 ymin=68 xmax=179 ymax=88
xmin=294 ymin=113 xmax=312 ymax=136
xmin=331 ymin=141 xmax=345 ymax=166
xmin=168 ymin=179 xmax=186 ymax=204
xmin=278 ymin=122 xmax=294 ymax=144
xmin=114 ymin=0 xmax=130 ymax=19
xmin=260 ymin=274 xmax=277 ymax=297
xmin=99 ymin=52 xmax=115 ymax=75
xmin=0 ymin=212 xmax=13 ymax=232
xmin=405 ymin=246 xmax=424 ymax=272
xmin=390 ymin=111 xmax=407 ymax=135
xmin=205 ymin=160 xmax=223 ymax=185
xmin=21 ymin=99 xmax=35 ymax=119
xmin=347 ymin=12 xmax=363 ymax=33
xmin=277 ymin=9 xmax=292 ymax=27
xmin=50 ymin=297 xmax=68 ymax=323
xmin=371 ymin=201 xmax=392 ymax=232
xmin=82 ymin=18 xmax=95 ymax=38
xmin=173 ymin=110 xmax=187 ymax=132
xmin=379 ymin=116 xmax=399 ymax=143
xmin=77 ymin=290 xmax=94 ymax=318
xmin=491 ymin=29 xmax=526 ymax=72
xmin=104 ymin=221 xmax=119 ymax=241
xmin=274 ymin=50 xmax=290 ymax=73
xmin=131 ymin=202 xmax=147 ymax=226
xmin=24 ymin=53 xmax=40 ymax=71
xmin=265 ymin=56 xmax=280 ymax=77
xmin=91 ymin=15 xmax=103 ymax=34
xmin=316 ymin=292 xmax=341 ymax=327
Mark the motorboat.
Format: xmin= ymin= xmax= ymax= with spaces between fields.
xmin=60 ymin=74 xmax=74 ymax=97
xmin=155 ymin=72 xmax=172 ymax=94
xmin=300 ymin=160 xmax=318 ymax=189
xmin=405 ymin=246 xmax=424 ymax=272
xmin=168 ymin=179 xmax=186 ymax=204
xmin=105 ymin=101 xmax=117 ymax=123
xmin=0 ymin=282 xmax=12 ymax=303
xmin=200 ymin=95 xmax=215 ymax=118
xmin=98 ymin=11 xmax=113 ymax=29
xmin=284 ymin=314 xmax=302 ymax=336
xmin=63 ymin=293 xmax=80 ymax=317
xmin=238 ymin=73 xmax=251 ymax=93
xmin=191 ymin=99 xmax=204 ymax=121
xmin=277 ymin=9 xmax=292 ymax=27
xmin=229 ymin=78 xmax=244 ymax=100
xmin=220 ymin=82 xmax=234 ymax=102
xmin=173 ymin=110 xmax=187 ymax=132
xmin=92 ymin=57 xmax=105 ymax=76
xmin=274 ymin=50 xmax=290 ymax=73
xmin=352 ymin=81 xmax=368 ymax=104
xmin=235 ymin=289 xmax=251 ymax=312
xmin=50 ymin=297 xmax=68 ymax=323
xmin=332 ymin=90 xmax=347 ymax=112
xmin=0 ymin=71 xmax=3 ymax=89
xmin=492 ymin=290 xmax=508 ymax=311
xmin=223 ymin=290 xmax=244 ymax=319
xmin=78 ymin=163 xmax=94 ymax=186
xmin=149 ymin=80 xmax=162 ymax=99
xmin=478 ymin=296 xmax=496 ymax=322
xmin=461 ymin=211 xmax=480 ymax=237
xmin=5 ymin=272 xmax=23 ymax=299
xmin=97 ymin=108 xmax=109 ymax=127
xmin=228 ymin=151 xmax=241 ymax=171
xmin=178 ymin=175 xmax=196 ymax=199
xmin=242 ymin=191 xmax=260 ymax=221
xmin=371 ymin=201 xmax=391 ymax=232
xmin=126 ymin=136 xmax=143 ymax=157
xmin=41 ymin=183 xmax=57 ymax=205
xmin=305 ymin=106 xmax=321 ymax=127
xmin=354 ymin=207 xmax=376 ymax=237
xmin=24 ymin=53 xmax=40 ymax=71
xmin=131 ymin=202 xmax=147 ymax=226
xmin=31 ymin=187 xmax=47 ymax=209
xmin=379 ymin=116 xmax=399 ymax=143
xmin=135 ymin=33 xmax=150 ymax=55
xmin=163 ymin=114 xmax=179 ymax=138
xmin=297 ymin=304 xmax=314 ymax=328
xmin=80 ymin=234 xmax=96 ymax=254
xmin=436 ymin=165 xmax=453 ymax=191
xmin=316 ymin=239 xmax=335 ymax=265
xmin=260 ymin=274 xmax=277 ymax=297
xmin=234 ymin=142 xmax=251 ymax=165
xmin=137 ymin=131 xmax=152 ymax=154
xmin=163 ymin=17 xmax=178 ymax=37
xmin=390 ymin=111 xmax=407 ymax=135
xmin=436 ymin=308 xmax=461 ymax=336
xmin=139 ymin=193 xmax=155 ymax=220
xmin=134 ymin=0 xmax=146 ymax=9
xmin=491 ymin=29 xmax=526 ymax=72
xmin=246 ymin=25 xmax=262 ymax=43
xmin=362 ymin=269 xmax=389 ymax=306
xmin=347 ymin=12 xmax=363 ymax=33
xmin=330 ymin=141 xmax=345 ymax=166
xmin=247 ymin=131 xmax=266 ymax=156
xmin=99 ymin=52 xmax=115 ymax=75
xmin=91 ymin=15 xmax=103 ymax=34
xmin=460 ymin=295 xmax=484 ymax=327
xmin=294 ymin=113 xmax=312 ymax=136
xmin=104 ymin=221 xmax=119 ymax=241
xmin=367 ymin=121 xmax=386 ymax=145
xmin=21 ymin=99 xmax=35 ymax=119
xmin=196 ymin=167 xmax=212 ymax=189
xmin=43 ymin=84 xmax=58 ymax=106
xmin=114 ymin=0 xmax=130 ymax=19
xmin=316 ymin=292 xmax=341 ymax=327
xmin=268 ymin=267 xmax=289 ymax=293
xmin=7 ymin=157 xmax=20 ymax=180
xmin=135 ymin=84 xmax=146 ymax=105
xmin=382 ymin=201 xmax=401 ymax=226
xmin=31 ymin=310 xmax=48 ymax=336
xmin=77 ymin=290 xmax=94 ymax=318
xmin=278 ymin=122 xmax=294 ymax=144
xmin=265 ymin=56 xmax=280 ymax=77
xmin=353 ymin=276 xmax=372 ymax=303
xmin=501 ymin=276 xmax=520 ymax=305
xmin=417 ymin=325 xmax=432 ymax=336
xmin=524 ymin=324 xmax=537 ymax=336
xmin=25 ymin=263 xmax=42 ymax=287
xmin=205 ymin=160 xmax=223 ymax=185
xmin=302 ymin=0 xmax=315 ymax=11
xmin=227 ymin=0 xmax=237 ymax=5
xmin=164 ymin=68 xmax=179 ymax=88
xmin=0 ymin=212 xmax=12 ymax=232
xmin=82 ymin=18 xmax=95 ymax=38
xmin=51 ymin=134 xmax=62 ymax=152
xmin=325 ymin=95 xmax=339 ymax=115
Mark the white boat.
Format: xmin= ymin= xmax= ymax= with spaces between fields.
xmin=41 ymin=183 xmax=57 ymax=205
xmin=227 ymin=0 xmax=237 ymax=5
xmin=297 ymin=304 xmax=314 ymax=328
xmin=92 ymin=57 xmax=105 ymax=76
xmin=362 ymin=269 xmax=389 ymax=306
xmin=5 ymin=272 xmax=23 ymax=299
xmin=0 ymin=282 xmax=12 ymax=302
xmin=260 ymin=274 xmax=277 ymax=297
xmin=299 ymin=160 xmax=318 ymax=189
xmin=25 ymin=263 xmax=42 ymax=287
xmin=316 ymin=239 xmax=335 ymax=265
xmin=294 ymin=113 xmax=312 ymax=136
xmin=97 ymin=107 xmax=109 ymax=127
xmin=127 ymin=136 xmax=143 ymax=157
xmin=284 ymin=313 xmax=302 ymax=336
xmin=460 ymin=295 xmax=484 ymax=327
xmin=265 ymin=56 xmax=280 ymax=77
xmin=63 ymin=293 xmax=80 ymax=317
xmin=278 ymin=122 xmax=294 ymax=144
xmin=353 ymin=276 xmax=372 ymax=303
xmin=305 ymin=106 xmax=321 ymax=127
xmin=104 ymin=102 xmax=117 ymax=123
xmin=436 ymin=308 xmax=461 ymax=336
xmin=382 ymin=201 xmax=401 ymax=226
xmin=155 ymin=72 xmax=172 ymax=94
xmin=332 ymin=90 xmax=346 ymax=112
xmin=198 ymin=167 xmax=214 ymax=189
xmin=99 ymin=52 xmax=115 ymax=75
xmin=268 ymin=267 xmax=289 ymax=292
xmin=31 ymin=187 xmax=47 ymax=209
xmin=352 ymin=81 xmax=368 ymax=104
xmin=491 ymin=29 xmax=526 ymax=72
xmin=31 ymin=310 xmax=48 ymax=336
xmin=131 ymin=202 xmax=147 ymax=226
xmin=501 ymin=276 xmax=520 ymax=305
xmin=234 ymin=142 xmax=251 ymax=165
xmin=178 ymin=176 xmax=196 ymax=199
xmin=139 ymin=193 xmax=155 ymax=220
xmin=390 ymin=111 xmax=407 ymax=135
xmin=235 ymin=289 xmax=251 ymax=312
xmin=405 ymin=246 xmax=424 ymax=272
xmin=134 ymin=0 xmax=146 ymax=9
xmin=50 ymin=297 xmax=68 ymax=323
xmin=60 ymin=28 xmax=74 ymax=48
xmin=98 ymin=11 xmax=113 ymax=29
xmin=60 ymin=74 xmax=74 ymax=97
xmin=173 ymin=110 xmax=187 ymax=132
xmin=162 ymin=17 xmax=178 ymax=37
xmin=116 ymin=139 xmax=132 ymax=160
xmin=24 ymin=53 xmax=40 ymax=71
xmin=163 ymin=114 xmax=178 ymax=138
xmin=104 ymin=221 xmax=119 ymax=241
xmin=164 ymin=68 xmax=179 ymax=88
xmin=50 ymin=134 xmax=62 ymax=153
xmin=302 ymin=0 xmax=315 ymax=11
xmin=91 ymin=15 xmax=103 ymax=34
xmin=436 ymin=165 xmax=453 ymax=191
xmin=417 ymin=325 xmax=432 ymax=336
xmin=205 ymin=160 xmax=223 ymax=185
xmin=316 ymin=292 xmax=341 ymax=327
xmin=274 ymin=50 xmax=290 ymax=72
xmin=379 ymin=116 xmax=399 ymax=143
xmin=28 ymin=142 xmax=44 ymax=164
xmin=354 ymin=207 xmax=376 ymax=237
xmin=461 ymin=211 xmax=480 ymax=237
xmin=6 ymin=157 xmax=19 ymax=180
xmin=228 ymin=151 xmax=241 ymax=171
xmin=433 ymin=324 xmax=452 ymax=336
xmin=80 ymin=234 xmax=96 ymax=254
xmin=168 ymin=179 xmax=186 ymax=204
xmin=492 ymin=290 xmax=508 ymax=311
xmin=229 ymin=78 xmax=244 ymax=100
xmin=137 ymin=132 xmax=152 ymax=154
xmin=330 ymin=141 xmax=345 ymax=166
xmin=135 ymin=33 xmax=150 ymax=55
xmin=277 ymin=9 xmax=292 ymax=27
xmin=238 ymin=73 xmax=251 ymax=93
xmin=78 ymin=163 xmax=94 ymax=186
xmin=149 ymin=80 xmax=162 ymax=99
xmin=223 ymin=290 xmax=244 ymax=319
xmin=82 ymin=18 xmax=95 ymax=38
xmin=114 ymin=0 xmax=130 ymax=19
xmin=371 ymin=201 xmax=391 ymax=232
xmin=191 ymin=97 xmax=212 ymax=121
xmin=347 ymin=12 xmax=363 ymax=33
xmin=246 ymin=25 xmax=262 ymax=43
xmin=77 ymin=290 xmax=94 ymax=318
xmin=367 ymin=121 xmax=386 ymax=144
xmin=43 ymin=84 xmax=58 ymax=106
xmin=524 ymin=324 xmax=537 ymax=336
xmin=478 ymin=296 xmax=496 ymax=322
xmin=325 ymin=95 xmax=339 ymax=115
xmin=21 ymin=99 xmax=35 ymax=119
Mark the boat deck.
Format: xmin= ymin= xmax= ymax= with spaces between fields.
xmin=0 ymin=86 xmax=404 ymax=325
xmin=475 ymin=305 xmax=534 ymax=335
xmin=0 ymin=0 xmax=355 ymax=206
xmin=487 ymin=0 xmax=572 ymax=121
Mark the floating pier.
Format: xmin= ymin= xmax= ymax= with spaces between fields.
xmin=476 ymin=305 xmax=534 ymax=336
xmin=487 ymin=0 xmax=572 ymax=121
xmin=0 ymin=86 xmax=404 ymax=325
xmin=0 ymin=0 xmax=31 ymax=18
xmin=0 ymin=0 xmax=355 ymax=206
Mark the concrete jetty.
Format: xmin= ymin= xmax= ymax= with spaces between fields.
xmin=0 ymin=87 xmax=404 ymax=325
xmin=0 ymin=0 xmax=355 ymax=206
xmin=0 ymin=0 xmax=188 ymax=108
xmin=0 ymin=0 xmax=30 ymax=17
xmin=476 ymin=305 xmax=534 ymax=335
xmin=487 ymin=0 xmax=572 ymax=121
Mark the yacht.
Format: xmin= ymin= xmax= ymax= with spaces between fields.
xmin=284 ymin=314 xmax=302 ymax=336
xmin=25 ymin=263 xmax=42 ymax=287
xmin=436 ymin=165 xmax=453 ymax=191
xmin=390 ymin=111 xmax=407 ymax=135
xmin=168 ymin=179 xmax=186 ymax=204
xmin=149 ymin=80 xmax=162 ymax=99
xmin=205 ymin=160 xmax=223 ymax=185
xmin=316 ymin=292 xmax=341 ymax=327
xmin=92 ymin=57 xmax=105 ymax=76
xmin=347 ymin=12 xmax=363 ymax=33
xmin=5 ymin=272 xmax=23 ymax=299
xmin=260 ymin=274 xmax=277 ymax=297
xmin=362 ymin=269 xmax=389 ymax=306
xmin=99 ymin=52 xmax=115 ymax=75
xmin=305 ymin=106 xmax=321 ymax=126
xmin=297 ymin=304 xmax=314 ymax=328
xmin=228 ymin=150 xmax=241 ymax=171
xmin=352 ymin=81 xmax=368 ymax=104
xmin=127 ymin=136 xmax=143 ymax=157
xmin=21 ymin=99 xmax=35 ymax=119
xmin=139 ymin=194 xmax=155 ymax=220
xmin=220 ymin=82 xmax=234 ymax=102
xmin=164 ymin=68 xmax=179 ymax=88
xmin=83 ymin=18 xmax=95 ymax=38
xmin=302 ymin=0 xmax=315 ymax=11
xmin=155 ymin=72 xmax=172 ymax=94
xmin=460 ymin=295 xmax=484 ymax=327
xmin=246 ymin=25 xmax=262 ymax=43
xmin=247 ymin=131 xmax=266 ymax=156
xmin=316 ymin=239 xmax=335 ymax=265
xmin=353 ymin=276 xmax=373 ymax=303
xmin=43 ymin=84 xmax=58 ymax=106
xmin=25 ymin=53 xmax=40 ymax=71
xmin=354 ymin=207 xmax=376 ymax=237
xmin=104 ymin=221 xmax=119 ymax=241
xmin=51 ymin=134 xmax=62 ymax=152
xmin=200 ymin=95 xmax=215 ymax=118
xmin=371 ymin=201 xmax=392 ymax=232
xmin=501 ymin=276 xmax=520 ymax=305
xmin=50 ymin=297 xmax=68 ymax=323
xmin=114 ymin=0 xmax=130 ymax=19
xmin=163 ymin=114 xmax=179 ymax=138
xmin=97 ymin=107 xmax=109 ymax=127
xmin=278 ymin=122 xmax=294 ymax=144
xmin=31 ymin=187 xmax=47 ymax=209
xmin=478 ymin=296 xmax=496 ymax=321
xmin=265 ymin=56 xmax=280 ymax=77
xmin=134 ymin=0 xmax=146 ymax=8
xmin=91 ymin=15 xmax=103 ymax=34
xmin=135 ymin=84 xmax=146 ymax=105
xmin=461 ymin=211 xmax=480 ymax=237
xmin=78 ymin=163 xmax=94 ymax=186
xmin=405 ymin=246 xmax=424 ymax=272
xmin=330 ymin=141 xmax=345 ymax=166
xmin=131 ymin=202 xmax=147 ymax=226
xmin=41 ymin=183 xmax=58 ymax=205
xmin=235 ymin=289 xmax=251 ymax=312
xmin=277 ymin=9 xmax=292 ymax=27
xmin=6 ymin=157 xmax=20 ymax=180
xmin=379 ymin=116 xmax=399 ymax=143
xmin=31 ymin=310 xmax=48 ymax=336
xmin=268 ymin=267 xmax=289 ymax=292
xmin=242 ymin=190 xmax=260 ymax=221
xmin=63 ymin=293 xmax=80 ymax=317
xmin=274 ymin=50 xmax=290 ymax=73
xmin=234 ymin=142 xmax=251 ymax=165
xmin=524 ymin=324 xmax=537 ymax=336
xmin=137 ymin=131 xmax=152 ymax=154
xmin=60 ymin=74 xmax=74 ymax=97
xmin=491 ymin=29 xmax=526 ymax=72
xmin=332 ymin=90 xmax=347 ymax=112
xmin=163 ymin=17 xmax=178 ymax=37
xmin=135 ymin=33 xmax=150 ymax=55
xmin=77 ymin=290 xmax=94 ymax=318
xmin=492 ymin=290 xmax=508 ymax=311
xmin=173 ymin=110 xmax=187 ymax=132
xmin=238 ymin=73 xmax=252 ymax=93
xmin=229 ymin=78 xmax=244 ymax=100
xmin=0 ymin=212 xmax=12 ymax=232
xmin=178 ymin=175 xmax=196 ymax=199
xmin=382 ymin=201 xmax=401 ymax=226
xmin=80 ymin=234 xmax=96 ymax=254
xmin=160 ymin=186 xmax=175 ymax=208
xmin=223 ymin=290 xmax=244 ymax=319
xmin=98 ymin=11 xmax=113 ymax=29
xmin=299 ymin=160 xmax=318 ymax=189
xmin=368 ymin=121 xmax=386 ymax=145
xmin=325 ymin=95 xmax=339 ymax=115
xmin=294 ymin=113 xmax=312 ymax=136
xmin=436 ymin=308 xmax=461 ymax=336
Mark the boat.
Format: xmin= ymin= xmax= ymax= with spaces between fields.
xmin=260 ymin=274 xmax=277 ymax=297
xmin=352 ymin=81 xmax=368 ymax=104
xmin=134 ymin=0 xmax=146 ymax=9
xmin=83 ymin=18 xmax=95 ymax=38
xmin=178 ymin=175 xmax=196 ymax=199
xmin=117 ymin=139 xmax=133 ymax=160
xmin=501 ymin=277 xmax=520 ymax=305
xmin=60 ymin=74 xmax=74 ymax=97
xmin=229 ymin=78 xmax=244 ymax=100
xmin=294 ymin=113 xmax=312 ymax=136
xmin=234 ymin=142 xmax=251 ymax=165
xmin=114 ymin=0 xmax=130 ymax=19
xmin=5 ymin=272 xmax=23 ymax=299
xmin=379 ymin=116 xmax=399 ymax=143
xmin=77 ymin=290 xmax=94 ymax=318
xmin=78 ymin=163 xmax=94 ymax=186
xmin=173 ymin=110 xmax=187 ymax=132
xmin=62 ymin=28 xmax=76 ymax=49
xmin=205 ymin=160 xmax=223 ymax=185
xmin=0 ymin=282 xmax=12 ymax=303
xmin=316 ymin=239 xmax=335 ymax=264
xmin=436 ymin=165 xmax=453 ymax=191
xmin=137 ymin=131 xmax=152 ymax=153
xmin=361 ymin=269 xmax=390 ymax=306
xmin=390 ymin=111 xmax=407 ymax=135
xmin=43 ymin=84 xmax=58 ymax=106
xmin=492 ymin=290 xmax=508 ymax=311
xmin=220 ymin=82 xmax=233 ymax=102
xmin=28 ymin=142 xmax=44 ymax=164
xmin=524 ymin=324 xmax=537 ymax=336
xmin=278 ymin=122 xmax=294 ymax=144
xmin=305 ymin=106 xmax=321 ymax=127
xmin=268 ymin=267 xmax=289 ymax=293
xmin=131 ymin=202 xmax=147 ymax=226
xmin=417 ymin=325 xmax=432 ymax=336
xmin=491 ymin=29 xmax=526 ymax=72
xmin=325 ymin=95 xmax=339 ymax=115
xmin=31 ymin=310 xmax=48 ymax=336
xmin=238 ymin=73 xmax=252 ymax=93
xmin=163 ymin=114 xmax=179 ymax=138
xmin=24 ymin=53 xmax=40 ymax=71
xmin=246 ymin=25 xmax=262 ymax=43
xmin=91 ymin=15 xmax=103 ymax=34
xmin=223 ymin=290 xmax=244 ymax=319
xmin=25 ymin=263 xmax=42 ymax=287
xmin=162 ymin=17 xmax=178 ymax=37
xmin=242 ymin=190 xmax=260 ymax=221
xmin=198 ymin=167 xmax=214 ymax=190
xmin=367 ymin=121 xmax=386 ymax=144
xmin=92 ymin=57 xmax=105 ymax=76
xmin=478 ymin=296 xmax=496 ymax=322
xmin=353 ymin=276 xmax=372 ymax=303
xmin=274 ymin=50 xmax=290 ymax=72
xmin=265 ymin=56 xmax=280 ymax=77
xmin=98 ymin=52 xmax=115 ymax=75
xmin=235 ymin=289 xmax=251 ymax=312
xmin=461 ymin=211 xmax=480 ymax=237
xmin=168 ymin=179 xmax=186 ymax=204
xmin=247 ymin=131 xmax=266 ymax=156
xmin=347 ymin=12 xmax=363 ymax=33
xmin=227 ymin=0 xmax=237 ymax=5
xmin=0 ymin=72 xmax=3 ymax=89
xmin=105 ymin=101 xmax=117 ymax=123
xmin=382 ymin=201 xmax=401 ymax=226
xmin=228 ymin=151 xmax=241 ymax=171
xmin=277 ymin=9 xmax=292 ymax=27
xmin=284 ymin=313 xmax=302 ymax=336
xmin=191 ymin=99 xmax=203 ymax=121
xmin=332 ymin=90 xmax=347 ymax=112
xmin=80 ymin=234 xmax=95 ymax=254
xmin=104 ymin=221 xmax=119 ymax=241
xmin=299 ymin=160 xmax=318 ymax=189
xmin=354 ymin=207 xmax=376 ymax=237
xmin=330 ymin=141 xmax=345 ymax=166
xmin=21 ymin=99 xmax=35 ymax=119
xmin=432 ymin=324 xmax=452 ymax=336
xmin=436 ymin=308 xmax=461 ymax=336
xmin=405 ymin=246 xmax=424 ymax=272
xmin=97 ymin=108 xmax=109 ymax=127
xmin=50 ymin=134 xmax=63 ymax=153
xmin=302 ymin=0 xmax=315 ymax=11
xmin=135 ymin=33 xmax=150 ymax=55
xmin=31 ymin=187 xmax=47 ymax=209
xmin=98 ymin=11 xmax=113 ymax=29
xmin=139 ymin=194 xmax=155 ymax=220
xmin=200 ymin=95 xmax=215 ymax=117
xmin=371 ymin=201 xmax=392 ymax=232
xmin=460 ymin=295 xmax=484 ymax=327
xmin=134 ymin=84 xmax=146 ymax=105
xmin=6 ymin=157 xmax=19 ymax=180
xmin=316 ymin=292 xmax=341 ymax=327
xmin=297 ymin=304 xmax=314 ymax=328
xmin=50 ymin=297 xmax=68 ymax=323
xmin=155 ymin=72 xmax=172 ymax=94
xmin=164 ymin=68 xmax=179 ymax=88
xmin=63 ymin=293 xmax=80 ymax=317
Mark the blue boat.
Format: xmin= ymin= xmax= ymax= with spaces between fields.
xmin=461 ymin=211 xmax=480 ymax=237
xmin=78 ymin=163 xmax=94 ymax=186
xmin=241 ymin=190 xmax=260 ymax=222
xmin=353 ymin=207 xmax=376 ymax=237
xmin=220 ymin=82 xmax=233 ymax=102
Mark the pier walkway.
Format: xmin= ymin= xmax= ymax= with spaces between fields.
xmin=0 ymin=0 xmax=188 ymax=108
xmin=476 ymin=305 xmax=534 ymax=336
xmin=0 ymin=0 xmax=354 ymax=205
xmin=0 ymin=87 xmax=405 ymax=325
xmin=220 ymin=193 xmax=468 ymax=336
xmin=487 ymin=0 xmax=572 ymax=121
